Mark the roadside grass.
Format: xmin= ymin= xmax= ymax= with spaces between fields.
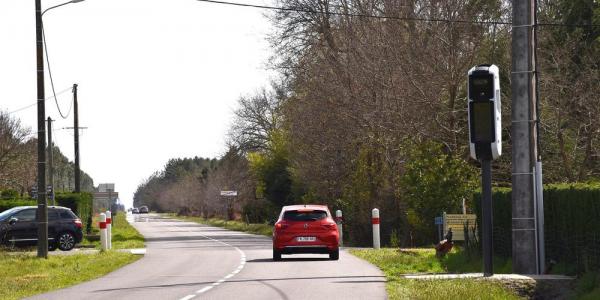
xmin=574 ymin=272 xmax=600 ymax=300
xmin=0 ymin=251 xmax=140 ymax=300
xmin=351 ymin=248 xmax=522 ymax=300
xmin=80 ymin=212 xmax=145 ymax=249
xmin=167 ymin=214 xmax=273 ymax=237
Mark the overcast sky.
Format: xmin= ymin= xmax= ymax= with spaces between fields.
xmin=0 ymin=0 xmax=275 ymax=207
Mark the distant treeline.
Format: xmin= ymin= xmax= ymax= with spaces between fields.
xmin=0 ymin=112 xmax=95 ymax=196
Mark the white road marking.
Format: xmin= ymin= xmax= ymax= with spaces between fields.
xmin=196 ymin=286 xmax=213 ymax=294
xmin=169 ymin=221 xmax=248 ymax=297
xmin=179 ymin=295 xmax=196 ymax=300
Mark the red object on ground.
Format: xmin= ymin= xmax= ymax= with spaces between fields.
xmin=435 ymin=240 xmax=454 ymax=257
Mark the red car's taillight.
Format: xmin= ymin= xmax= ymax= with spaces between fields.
xmin=74 ymin=219 xmax=82 ymax=229
xmin=322 ymin=222 xmax=337 ymax=230
xmin=275 ymin=222 xmax=289 ymax=230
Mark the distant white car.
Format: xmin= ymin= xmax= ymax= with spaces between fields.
xmin=139 ymin=206 xmax=149 ymax=214
xmin=131 ymin=208 xmax=139 ymax=214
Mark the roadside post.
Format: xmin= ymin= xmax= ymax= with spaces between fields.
xmin=468 ymin=64 xmax=502 ymax=276
xmin=99 ymin=213 xmax=107 ymax=251
xmin=335 ymin=210 xmax=343 ymax=247
xmin=106 ymin=210 xmax=112 ymax=250
xmin=372 ymin=208 xmax=380 ymax=249
xmin=434 ymin=216 xmax=443 ymax=241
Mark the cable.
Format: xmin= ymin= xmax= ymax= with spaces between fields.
xmin=196 ymin=0 xmax=600 ymax=28
xmin=197 ymin=0 xmax=512 ymax=25
xmin=42 ymin=22 xmax=73 ymax=120
xmin=7 ymin=87 xmax=72 ymax=115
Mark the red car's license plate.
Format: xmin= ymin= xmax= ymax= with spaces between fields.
xmin=296 ymin=236 xmax=316 ymax=242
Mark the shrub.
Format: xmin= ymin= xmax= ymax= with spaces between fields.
xmin=55 ymin=192 xmax=93 ymax=234
xmin=1 ymin=190 xmax=19 ymax=200
xmin=0 ymin=199 xmax=36 ymax=212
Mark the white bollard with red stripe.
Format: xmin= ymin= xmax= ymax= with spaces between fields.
xmin=106 ymin=210 xmax=112 ymax=250
xmin=99 ymin=213 xmax=108 ymax=251
xmin=372 ymin=208 xmax=380 ymax=249
xmin=335 ymin=210 xmax=343 ymax=247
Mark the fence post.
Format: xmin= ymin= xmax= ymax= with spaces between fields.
xmin=335 ymin=210 xmax=343 ymax=247
xmin=99 ymin=213 xmax=107 ymax=251
xmin=372 ymin=208 xmax=380 ymax=249
xmin=106 ymin=210 xmax=112 ymax=250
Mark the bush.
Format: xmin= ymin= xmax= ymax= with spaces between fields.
xmin=241 ymin=199 xmax=279 ymax=223
xmin=1 ymin=190 xmax=19 ymax=200
xmin=55 ymin=192 xmax=93 ymax=234
xmin=0 ymin=199 xmax=36 ymax=212
xmin=401 ymin=142 xmax=478 ymax=245
xmin=474 ymin=183 xmax=600 ymax=274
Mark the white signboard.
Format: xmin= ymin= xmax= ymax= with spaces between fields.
xmin=220 ymin=191 xmax=237 ymax=197
xmin=443 ymin=213 xmax=477 ymax=241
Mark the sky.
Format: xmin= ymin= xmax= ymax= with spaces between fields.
xmin=0 ymin=0 xmax=275 ymax=208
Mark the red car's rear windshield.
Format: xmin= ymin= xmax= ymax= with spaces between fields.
xmin=283 ymin=210 xmax=328 ymax=221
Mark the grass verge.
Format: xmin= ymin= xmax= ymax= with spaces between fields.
xmin=167 ymin=214 xmax=273 ymax=237
xmin=0 ymin=251 xmax=140 ymax=300
xmin=350 ymin=248 xmax=522 ymax=300
xmin=81 ymin=212 xmax=145 ymax=249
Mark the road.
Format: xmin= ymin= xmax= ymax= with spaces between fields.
xmin=29 ymin=213 xmax=386 ymax=300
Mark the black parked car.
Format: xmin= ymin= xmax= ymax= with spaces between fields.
xmin=0 ymin=206 xmax=83 ymax=251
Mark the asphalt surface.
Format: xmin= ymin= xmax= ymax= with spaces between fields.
xmin=29 ymin=213 xmax=386 ymax=300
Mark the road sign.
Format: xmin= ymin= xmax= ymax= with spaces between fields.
xmin=434 ymin=217 xmax=443 ymax=225
xmin=443 ymin=213 xmax=477 ymax=241
xmin=220 ymin=191 xmax=237 ymax=197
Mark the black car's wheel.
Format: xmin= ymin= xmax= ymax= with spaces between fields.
xmin=329 ymin=248 xmax=339 ymax=260
xmin=57 ymin=232 xmax=76 ymax=251
xmin=273 ymin=248 xmax=282 ymax=261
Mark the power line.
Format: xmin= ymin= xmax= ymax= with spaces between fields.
xmin=7 ymin=86 xmax=72 ymax=115
xmin=42 ymin=23 xmax=73 ymax=120
xmin=196 ymin=0 xmax=600 ymax=28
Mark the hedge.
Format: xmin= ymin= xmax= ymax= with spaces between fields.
xmin=0 ymin=199 xmax=36 ymax=212
xmin=55 ymin=192 xmax=94 ymax=234
xmin=0 ymin=192 xmax=93 ymax=234
xmin=474 ymin=183 xmax=600 ymax=274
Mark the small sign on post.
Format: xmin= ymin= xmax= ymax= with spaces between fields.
xmin=220 ymin=191 xmax=238 ymax=197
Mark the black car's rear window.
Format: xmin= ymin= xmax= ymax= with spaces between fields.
xmin=283 ymin=210 xmax=328 ymax=221
xmin=59 ymin=210 xmax=77 ymax=219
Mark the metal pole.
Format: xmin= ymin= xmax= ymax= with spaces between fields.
xmin=481 ymin=159 xmax=494 ymax=276
xmin=73 ymin=84 xmax=81 ymax=193
xmin=35 ymin=0 xmax=48 ymax=259
xmin=47 ymin=117 xmax=55 ymax=206
xmin=536 ymin=162 xmax=545 ymax=273
xmin=511 ymin=0 xmax=538 ymax=274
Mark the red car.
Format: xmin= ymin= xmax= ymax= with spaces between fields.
xmin=272 ymin=205 xmax=339 ymax=261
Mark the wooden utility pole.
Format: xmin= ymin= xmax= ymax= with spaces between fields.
xmin=35 ymin=0 xmax=49 ymax=259
xmin=73 ymin=84 xmax=81 ymax=193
